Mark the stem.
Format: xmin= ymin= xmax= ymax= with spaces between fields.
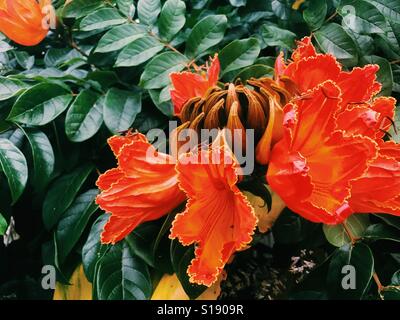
xmin=342 ymin=221 xmax=359 ymax=244
xmin=390 ymin=59 xmax=400 ymax=65
xmin=326 ymin=11 xmax=338 ymax=23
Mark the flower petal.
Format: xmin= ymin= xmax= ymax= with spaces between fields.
xmin=291 ymin=36 xmax=317 ymax=61
xmin=267 ymin=81 xmax=378 ymax=224
xmin=170 ymin=146 xmax=257 ymax=287
xmin=350 ymin=154 xmax=400 ymax=216
xmin=96 ymin=133 xmax=186 ymax=244
xmin=336 ymin=97 xmax=396 ymax=139
xmin=336 ymin=65 xmax=381 ymax=107
xmin=284 ymin=54 xmax=341 ymax=94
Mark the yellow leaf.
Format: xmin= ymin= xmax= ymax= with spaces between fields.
xmin=244 ymin=186 xmax=286 ymax=233
xmin=292 ymin=0 xmax=306 ymax=10
xmin=53 ymin=264 xmax=92 ymax=300
xmin=151 ymin=273 xmax=224 ymax=300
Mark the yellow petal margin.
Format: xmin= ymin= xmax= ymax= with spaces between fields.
xmin=151 ymin=273 xmax=224 ymax=300
xmin=53 ymin=264 xmax=92 ymax=300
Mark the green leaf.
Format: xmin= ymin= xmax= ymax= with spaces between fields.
xmin=360 ymin=55 xmax=393 ymax=96
xmin=383 ymin=287 xmax=400 ymax=300
xmin=327 ymin=242 xmax=374 ymax=299
xmin=148 ymin=89 xmax=174 ymax=117
xmin=125 ymin=223 xmax=160 ymax=267
xmin=185 ymin=15 xmax=228 ymax=58
xmin=0 ymin=138 xmax=28 ymax=204
xmin=137 ymin=0 xmax=161 ymax=26
xmin=303 ymin=0 xmax=327 ymax=31
xmin=374 ymin=214 xmax=400 ymax=231
xmin=95 ymin=24 xmax=148 ymax=53
xmin=0 ymin=41 xmax=13 ymax=53
xmin=22 ymin=128 xmax=54 ymax=192
xmin=104 ymin=88 xmax=142 ymax=133
xmin=82 ymin=214 xmax=109 ymax=282
xmin=366 ymin=0 xmax=400 ymax=22
xmin=219 ymin=38 xmax=261 ymax=76
xmin=314 ymin=23 xmax=359 ymax=67
xmin=115 ymin=36 xmax=164 ymax=67
xmin=229 ymin=0 xmax=246 ymax=7
xmin=170 ymin=240 xmax=207 ymax=299
xmin=56 ymin=189 xmax=99 ymax=265
xmin=95 ymin=241 xmax=152 ymax=300
xmin=261 ymin=24 xmax=296 ymax=49
xmin=339 ymin=0 xmax=387 ymax=35
xmin=7 ymin=83 xmax=72 ymax=126
xmin=118 ymin=0 xmax=135 ymax=17
xmin=158 ymin=0 xmax=186 ymax=41
xmin=80 ymin=8 xmax=126 ymax=32
xmin=140 ymin=51 xmax=188 ymax=89
xmin=235 ymin=65 xmax=274 ymax=82
xmin=0 ymin=77 xmax=26 ymax=101
xmin=363 ymin=224 xmax=400 ymax=242
xmin=0 ymin=213 xmax=7 ymax=236
xmin=42 ymin=164 xmax=94 ymax=230
xmin=63 ymin=0 xmax=103 ymax=19
xmin=65 ymin=90 xmax=103 ymax=142
xmin=323 ymin=215 xmax=370 ymax=247
xmin=14 ymin=52 xmax=35 ymax=70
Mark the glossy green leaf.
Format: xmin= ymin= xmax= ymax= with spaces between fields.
xmin=185 ymin=15 xmax=228 ymax=58
xmin=261 ymin=24 xmax=296 ymax=49
xmin=63 ymin=0 xmax=103 ymax=19
xmin=14 ymin=52 xmax=35 ymax=70
xmin=82 ymin=214 xmax=109 ymax=282
xmin=229 ymin=0 xmax=246 ymax=7
xmin=42 ymin=164 xmax=94 ymax=230
xmin=303 ymin=0 xmax=327 ymax=31
xmin=22 ymin=128 xmax=55 ymax=192
xmin=95 ymin=24 xmax=147 ymax=53
xmin=323 ymin=215 xmax=370 ymax=247
xmin=158 ymin=0 xmax=186 ymax=41
xmin=366 ymin=0 xmax=400 ymax=22
xmin=363 ymin=223 xmax=400 ymax=242
xmin=374 ymin=214 xmax=400 ymax=231
xmin=7 ymin=83 xmax=72 ymax=126
xmin=140 ymin=51 xmax=188 ymax=89
xmin=80 ymin=8 xmax=126 ymax=32
xmin=148 ymin=89 xmax=174 ymax=117
xmin=219 ymin=38 xmax=261 ymax=76
xmin=137 ymin=0 xmax=161 ymax=25
xmin=0 ymin=213 xmax=7 ymax=236
xmin=65 ymin=90 xmax=103 ymax=142
xmin=361 ymin=55 xmax=393 ymax=96
xmin=0 ymin=138 xmax=28 ymax=204
xmin=95 ymin=241 xmax=152 ymax=300
xmin=117 ymin=0 xmax=135 ymax=17
xmin=104 ymin=88 xmax=141 ymax=133
xmin=314 ymin=23 xmax=359 ymax=67
xmin=0 ymin=77 xmax=26 ymax=101
xmin=115 ymin=36 xmax=164 ymax=67
xmin=170 ymin=240 xmax=207 ymax=299
xmin=56 ymin=189 xmax=99 ymax=265
xmin=235 ymin=65 xmax=274 ymax=82
xmin=339 ymin=0 xmax=387 ymax=35
xmin=327 ymin=243 xmax=374 ymax=299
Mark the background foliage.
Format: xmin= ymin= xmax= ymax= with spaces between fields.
xmin=0 ymin=0 xmax=399 ymax=300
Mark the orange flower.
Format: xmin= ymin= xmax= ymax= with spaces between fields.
xmin=276 ymin=37 xmax=381 ymax=108
xmin=0 ymin=0 xmax=52 ymax=46
xmin=170 ymin=139 xmax=257 ymax=287
xmin=267 ymin=81 xmax=378 ymax=224
xmin=96 ymin=132 xmax=186 ymax=244
xmin=268 ymin=36 xmax=400 ymax=224
xmin=170 ymin=54 xmax=220 ymax=116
